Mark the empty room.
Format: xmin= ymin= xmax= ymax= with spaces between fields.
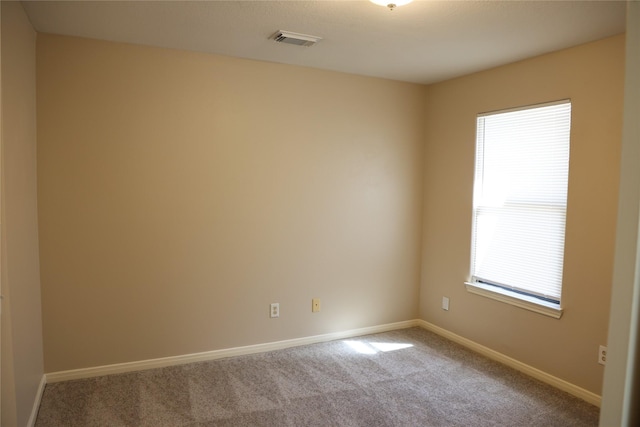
xmin=2 ymin=1 xmax=639 ymax=426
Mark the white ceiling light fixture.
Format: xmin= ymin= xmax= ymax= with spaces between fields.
xmin=272 ymin=30 xmax=322 ymax=47
xmin=370 ymin=0 xmax=413 ymax=11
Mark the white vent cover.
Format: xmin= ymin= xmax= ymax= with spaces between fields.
xmin=272 ymin=30 xmax=322 ymax=47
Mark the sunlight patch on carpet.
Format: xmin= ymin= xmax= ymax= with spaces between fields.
xmin=343 ymin=340 xmax=413 ymax=354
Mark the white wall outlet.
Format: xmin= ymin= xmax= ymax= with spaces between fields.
xmin=270 ymin=303 xmax=279 ymax=318
xmin=598 ymin=345 xmax=607 ymax=365
xmin=312 ymin=298 xmax=321 ymax=313
xmin=442 ymin=296 xmax=450 ymax=311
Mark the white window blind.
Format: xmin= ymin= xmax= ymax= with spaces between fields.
xmin=471 ymin=101 xmax=571 ymax=305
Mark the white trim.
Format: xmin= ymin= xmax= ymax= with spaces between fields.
xmin=417 ymin=320 xmax=601 ymax=407
xmin=45 ymin=320 xmax=419 ymax=383
xmin=465 ymin=281 xmax=563 ymax=319
xmin=477 ymin=98 xmax=571 ymax=117
xmin=43 ymin=319 xmax=599 ymax=409
xmin=27 ymin=375 xmax=46 ymax=427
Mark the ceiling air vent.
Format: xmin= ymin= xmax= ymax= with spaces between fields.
xmin=272 ymin=30 xmax=322 ymax=47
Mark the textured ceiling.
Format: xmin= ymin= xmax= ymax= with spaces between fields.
xmin=21 ymin=0 xmax=627 ymax=84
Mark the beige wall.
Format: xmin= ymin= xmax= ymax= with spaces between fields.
xmin=420 ymin=34 xmax=625 ymax=395
xmin=1 ymin=2 xmax=44 ymax=426
xmin=36 ymin=34 xmax=426 ymax=372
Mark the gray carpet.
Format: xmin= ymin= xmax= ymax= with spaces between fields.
xmin=35 ymin=327 xmax=599 ymax=426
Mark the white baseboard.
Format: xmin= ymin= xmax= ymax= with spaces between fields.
xmin=44 ymin=318 xmax=600 ymax=408
xmin=416 ymin=320 xmax=602 ymax=407
xmin=27 ymin=374 xmax=46 ymax=427
xmin=45 ymin=320 xmax=420 ymax=383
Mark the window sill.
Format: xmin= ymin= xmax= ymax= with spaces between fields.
xmin=464 ymin=281 xmax=563 ymax=319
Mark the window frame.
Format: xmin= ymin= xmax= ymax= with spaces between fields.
xmin=465 ymin=100 xmax=571 ymax=319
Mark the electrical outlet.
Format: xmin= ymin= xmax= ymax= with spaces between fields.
xmin=312 ymin=298 xmax=321 ymax=313
xmin=598 ymin=345 xmax=607 ymax=365
xmin=270 ymin=303 xmax=279 ymax=318
xmin=442 ymin=296 xmax=450 ymax=311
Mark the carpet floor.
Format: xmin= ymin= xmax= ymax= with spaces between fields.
xmin=35 ymin=327 xmax=599 ymax=426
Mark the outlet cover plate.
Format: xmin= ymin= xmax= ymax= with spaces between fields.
xmin=270 ymin=303 xmax=280 ymax=318
xmin=599 ymin=345 xmax=607 ymax=365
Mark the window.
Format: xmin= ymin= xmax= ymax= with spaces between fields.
xmin=466 ymin=100 xmax=571 ymax=318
